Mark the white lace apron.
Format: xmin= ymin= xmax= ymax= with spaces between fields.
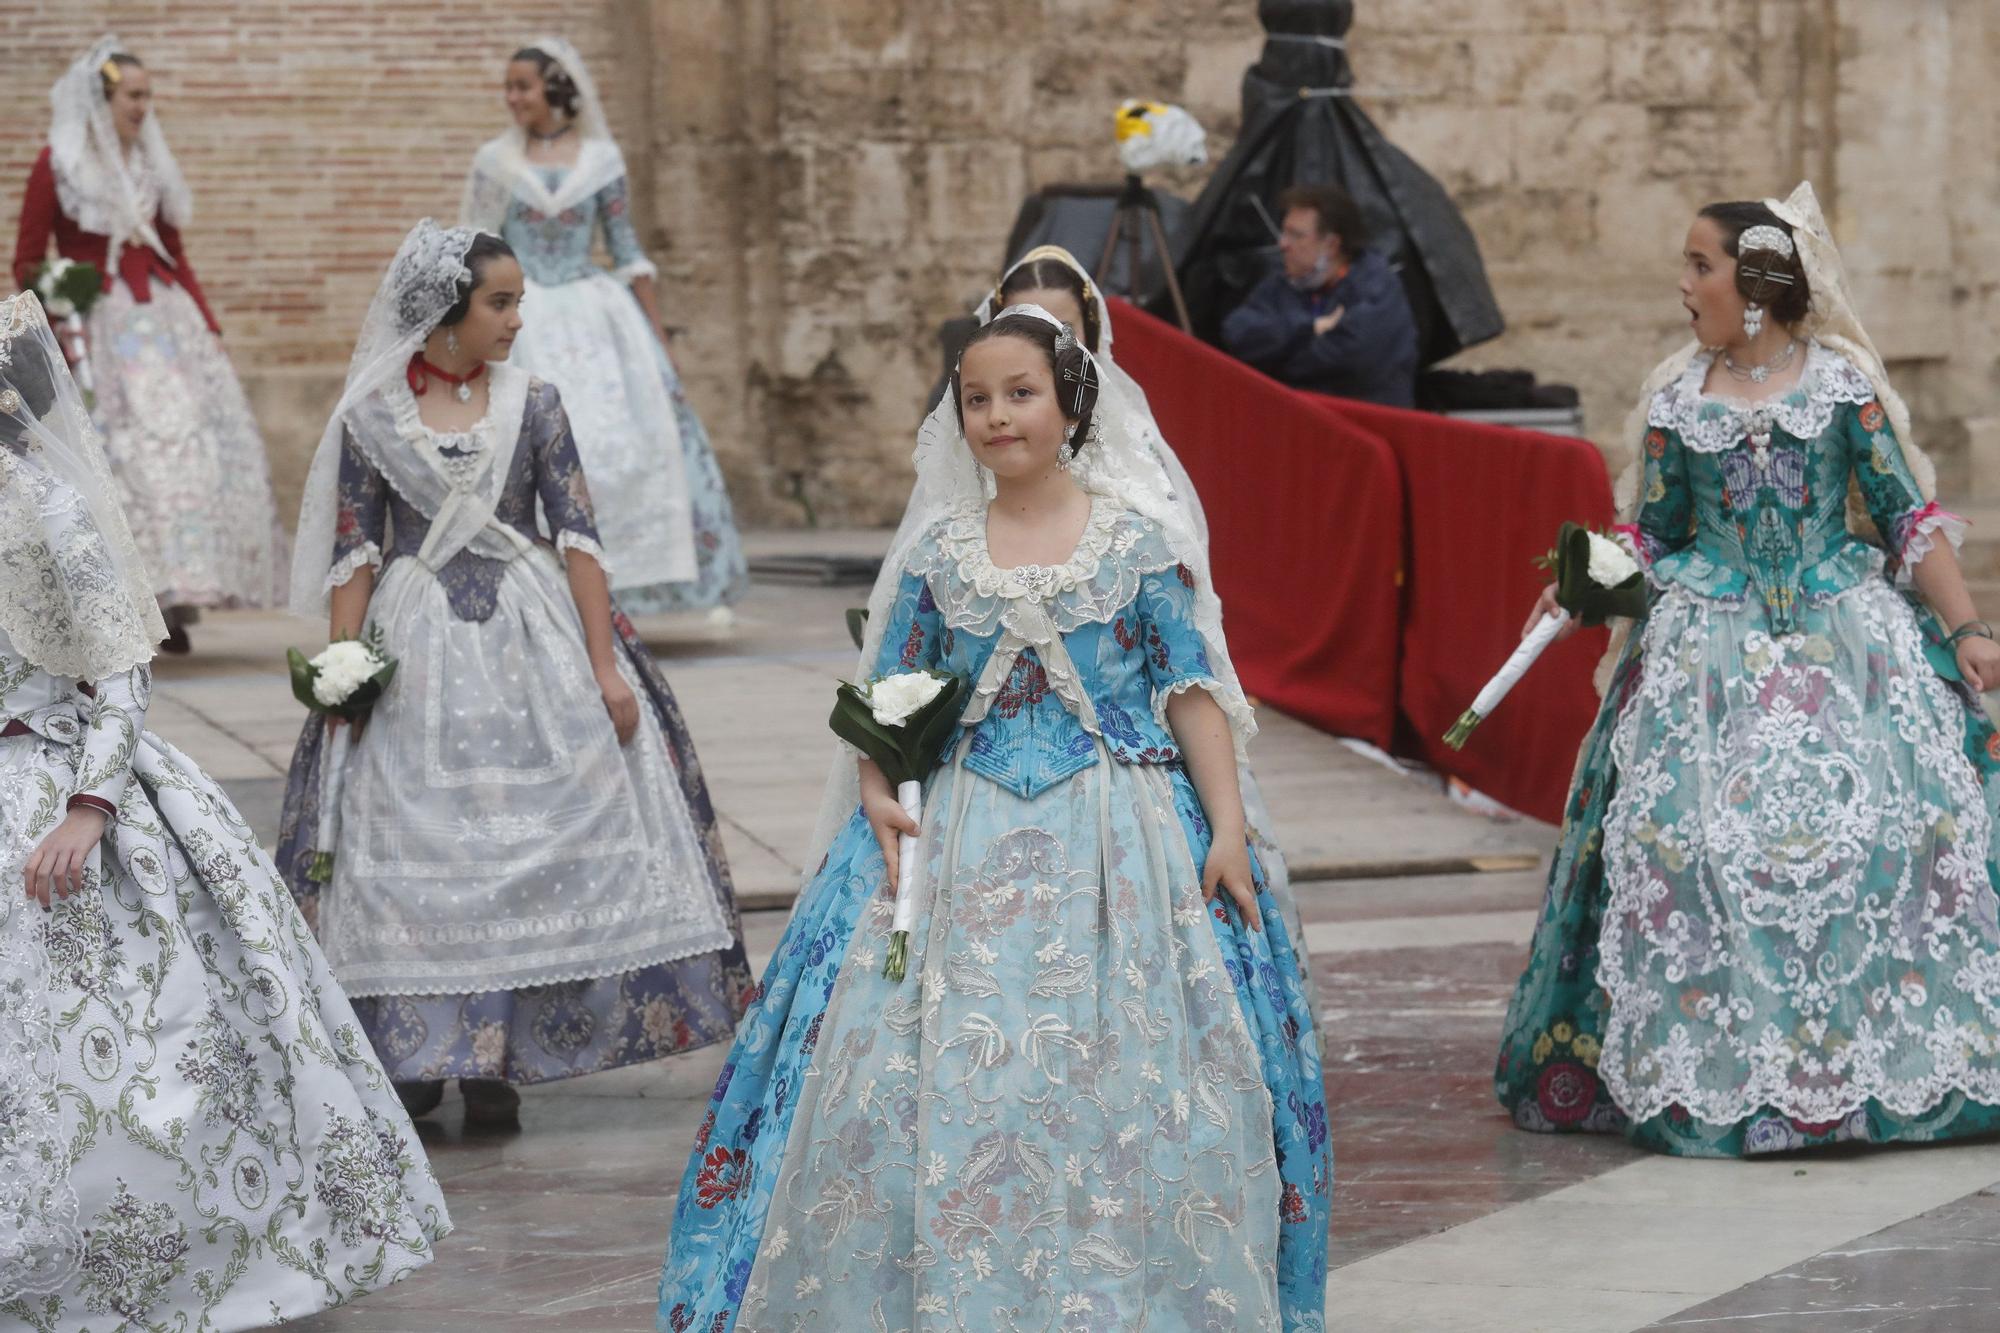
xmin=320 ymin=364 xmax=732 ymax=997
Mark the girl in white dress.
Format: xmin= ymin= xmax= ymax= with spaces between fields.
xmin=461 ymin=37 xmax=748 ymax=614
xmin=0 ymin=292 xmax=447 ymax=1331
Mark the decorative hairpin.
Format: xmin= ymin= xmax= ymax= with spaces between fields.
xmin=1061 ymin=347 xmax=1098 ymax=413
xmin=100 ymin=60 xmax=123 ymax=85
xmin=1738 ymin=225 xmax=1795 ymax=259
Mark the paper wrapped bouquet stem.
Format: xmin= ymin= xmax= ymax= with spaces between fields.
xmin=828 ymin=669 xmax=967 ymax=982
xmin=1443 ymin=522 xmax=1647 ymax=751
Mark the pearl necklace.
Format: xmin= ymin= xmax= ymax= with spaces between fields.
xmin=1722 ymin=338 xmax=1799 ymax=385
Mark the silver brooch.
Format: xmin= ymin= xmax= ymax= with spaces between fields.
xmin=0 ymin=389 xmax=20 ymax=415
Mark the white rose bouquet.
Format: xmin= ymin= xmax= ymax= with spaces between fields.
xmin=1443 ymin=522 xmax=1647 ymax=750
xmin=287 ymin=628 xmax=398 ymax=882
xmin=32 ymin=258 xmax=103 ymax=396
xmin=829 ymin=667 xmax=968 ymax=982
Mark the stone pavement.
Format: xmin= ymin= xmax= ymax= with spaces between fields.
xmin=144 ymin=531 xmax=2000 ymax=1333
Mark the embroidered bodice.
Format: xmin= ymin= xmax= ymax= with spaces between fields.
xmin=1637 ymin=344 xmax=1948 ymax=633
xmin=498 ymin=166 xmax=653 ymax=287
xmin=872 ymin=499 xmax=1219 ymax=798
xmin=331 ymin=377 xmax=605 ymax=620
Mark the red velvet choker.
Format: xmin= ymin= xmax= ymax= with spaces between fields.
xmin=407 ymin=353 xmax=485 ymax=402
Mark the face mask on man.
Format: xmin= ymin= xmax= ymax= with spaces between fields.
xmin=1288 ymin=252 xmax=1335 ymax=293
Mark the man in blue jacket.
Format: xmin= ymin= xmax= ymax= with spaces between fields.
xmin=1221 ymin=183 xmax=1419 ymax=408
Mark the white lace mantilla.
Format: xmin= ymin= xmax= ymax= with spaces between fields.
xmin=1647 ymin=343 xmax=1876 ymax=454
xmin=0 ymin=451 xmax=158 ymax=682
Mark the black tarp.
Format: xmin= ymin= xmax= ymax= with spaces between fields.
xmin=1162 ymin=0 xmax=1504 ymax=367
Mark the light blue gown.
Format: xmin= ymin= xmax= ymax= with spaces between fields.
xmin=659 ymin=498 xmax=1329 ymax=1331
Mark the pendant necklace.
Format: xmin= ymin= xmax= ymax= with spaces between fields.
xmin=1723 ymin=338 xmax=1799 ymax=385
xmin=407 ymin=354 xmax=485 ymax=404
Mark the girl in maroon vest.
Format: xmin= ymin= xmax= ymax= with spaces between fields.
xmin=12 ymin=35 xmax=284 ymax=651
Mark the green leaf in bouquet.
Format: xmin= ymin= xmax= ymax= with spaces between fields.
xmin=845 ymin=608 xmax=869 ymax=651
xmin=1552 ymin=521 xmax=1647 ymax=627
xmin=908 ymin=676 xmax=968 ymax=775
xmin=286 ymin=648 xmax=321 ymax=712
xmin=830 ymin=685 xmax=917 ymax=785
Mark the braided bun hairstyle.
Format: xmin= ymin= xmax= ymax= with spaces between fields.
xmin=1700 ymin=200 xmax=1811 ymax=328
xmin=513 ymin=47 xmax=581 ymax=121
xmin=951 ymin=313 xmax=1101 ymax=461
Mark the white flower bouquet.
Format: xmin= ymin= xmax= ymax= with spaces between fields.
xmin=32 ymin=258 xmax=102 ymax=395
xmin=829 ymin=667 xmax=968 ymax=982
xmin=1443 ymin=522 xmax=1647 ymax=750
xmin=287 ymin=628 xmax=398 ymax=883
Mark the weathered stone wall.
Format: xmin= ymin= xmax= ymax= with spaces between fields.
xmin=4 ymin=1 xmax=1996 ymax=529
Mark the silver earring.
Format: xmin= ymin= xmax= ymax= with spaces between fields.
xmin=446 ymin=328 xmax=460 ymax=358
xmin=1742 ymin=302 xmax=1764 ymax=339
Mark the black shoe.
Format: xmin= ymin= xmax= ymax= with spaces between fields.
xmin=395 ymin=1079 xmax=445 ymax=1117
xmin=460 ymin=1077 xmax=521 ymax=1127
xmin=160 ymin=622 xmax=191 ymax=655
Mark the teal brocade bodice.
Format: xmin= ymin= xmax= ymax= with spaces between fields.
xmin=1637 ymin=346 xmax=1944 ymax=634
xmin=499 ymin=165 xmax=651 ymax=287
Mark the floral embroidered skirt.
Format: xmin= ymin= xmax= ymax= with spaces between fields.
xmin=1497 ymin=580 xmax=2000 ymax=1155
xmin=87 ymin=281 xmax=286 ymax=610
xmin=658 ymin=749 xmax=1330 ymax=1333
xmin=0 ymin=728 xmax=448 ymax=1330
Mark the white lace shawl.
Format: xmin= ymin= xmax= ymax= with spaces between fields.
xmin=46 ymin=35 xmax=189 ymax=260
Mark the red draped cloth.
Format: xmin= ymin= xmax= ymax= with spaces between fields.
xmin=1108 ymin=298 xmax=1614 ymax=823
xmin=1108 ymin=299 xmax=1403 ymax=749
xmin=1320 ymin=399 xmax=1613 ymax=824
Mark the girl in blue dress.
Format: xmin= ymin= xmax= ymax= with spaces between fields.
xmin=462 ymin=37 xmax=747 ymax=614
xmin=657 ymin=306 xmax=1329 ymax=1331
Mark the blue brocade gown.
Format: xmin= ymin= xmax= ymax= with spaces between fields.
xmin=659 ymin=498 xmax=1330 ymax=1332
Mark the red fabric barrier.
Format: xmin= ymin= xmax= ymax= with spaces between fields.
xmin=1108 ymin=300 xmax=1404 ymax=749
xmin=1330 ymin=398 xmax=1614 ymax=823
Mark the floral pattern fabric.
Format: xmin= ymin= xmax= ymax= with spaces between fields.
xmin=87 ymin=276 xmax=286 ymax=609
xmin=0 ymin=634 xmax=450 ymax=1330
xmin=1497 ymin=346 xmax=2000 ymax=1155
xmin=658 ymin=508 xmax=1329 ymax=1331
xmin=499 ymin=165 xmax=747 ymax=611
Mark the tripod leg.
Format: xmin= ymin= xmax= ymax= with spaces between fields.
xmin=1146 ymin=207 xmax=1193 ymax=333
xmin=1096 ymin=213 xmax=1126 ymax=289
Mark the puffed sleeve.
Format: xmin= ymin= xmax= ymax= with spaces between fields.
xmin=1136 ymin=560 xmax=1221 ymax=722
xmin=1848 ymin=399 xmax=1965 ymax=587
xmin=527 ymin=379 xmax=611 ymax=570
xmin=68 ymin=665 xmax=149 ymax=816
xmin=12 ymin=147 xmax=57 ymax=293
xmin=869 ymin=572 xmax=943 ymax=678
xmin=329 ymin=428 xmax=388 ymax=590
xmin=595 ymin=175 xmax=658 ymax=283
xmin=1633 ymin=424 xmax=1695 ymax=568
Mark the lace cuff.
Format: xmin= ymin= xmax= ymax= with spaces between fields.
xmin=556 ymin=529 xmax=615 ymax=576
xmin=1892 ymin=502 xmax=1967 ymax=587
xmin=325 ymin=542 xmax=383 ymax=592
xmin=614 ymin=257 xmax=659 ymax=283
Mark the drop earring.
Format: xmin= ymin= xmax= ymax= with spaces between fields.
xmin=446 ymin=328 xmax=460 ymax=359
xmin=1742 ymin=302 xmax=1764 ymax=340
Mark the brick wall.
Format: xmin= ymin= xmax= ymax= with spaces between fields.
xmin=7 ymin=2 xmax=1997 ymax=529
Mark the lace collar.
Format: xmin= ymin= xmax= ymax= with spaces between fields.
xmin=1648 ymin=342 xmax=1875 ymax=453
xmin=910 ymin=496 xmax=1176 ymax=638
